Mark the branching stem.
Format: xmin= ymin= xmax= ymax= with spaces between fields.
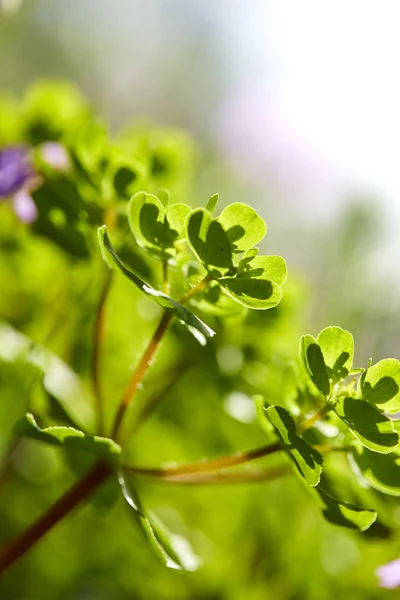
xmin=0 ymin=462 xmax=110 ymax=577
xmin=298 ymin=402 xmax=333 ymax=434
xmin=111 ymin=273 xmax=212 ymax=441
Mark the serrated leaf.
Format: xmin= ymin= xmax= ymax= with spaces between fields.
xmin=166 ymin=203 xmax=191 ymax=242
xmin=218 ymin=203 xmax=266 ymax=253
xmin=359 ymin=358 xmax=400 ymax=414
xmin=206 ymin=193 xmax=219 ymax=214
xmin=128 ymin=191 xmax=175 ymax=258
xmin=350 ymin=445 xmax=400 ymax=496
xmin=334 ymin=397 xmax=398 ymax=453
xmin=300 ymin=335 xmax=330 ymax=397
xmin=265 ymin=405 xmax=323 ymax=486
xmin=15 ymin=413 xmax=121 ymax=463
xmin=219 ymin=276 xmax=282 ymax=310
xmin=98 ymin=226 xmax=215 ymax=344
xmin=317 ymin=488 xmax=377 ymax=531
xmin=118 ymin=471 xmax=199 ymax=571
xmin=186 ymin=208 xmax=233 ymax=275
xmin=317 ymin=326 xmax=354 ymax=383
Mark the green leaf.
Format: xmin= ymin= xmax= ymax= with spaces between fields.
xmin=334 ymin=397 xmax=398 ymax=453
xmin=359 ymin=358 xmax=400 ymax=414
xmin=350 ymin=445 xmax=400 ymax=496
xmin=15 ymin=413 xmax=121 ymax=463
xmin=72 ymin=119 xmax=108 ymax=176
xmin=219 ymin=276 xmax=282 ymax=310
xmin=0 ymin=359 xmax=43 ymax=454
xmin=22 ymin=80 xmax=89 ymax=143
xmin=300 ymin=335 xmax=330 ymax=397
xmin=190 ymin=281 xmax=246 ymax=317
xmin=206 ymin=193 xmax=219 ymax=214
xmin=0 ymin=322 xmax=95 ymax=432
xmin=32 ymin=174 xmax=101 ymax=259
xmin=166 ymin=203 xmax=191 ymax=242
xmin=317 ymin=326 xmax=354 ymax=383
xmin=102 ymin=152 xmax=145 ymax=201
xmin=158 ymin=188 xmax=171 ymax=207
xmin=218 ymin=203 xmax=266 ymax=253
xmin=118 ymin=472 xmax=199 ymax=571
xmin=254 ymin=395 xmax=274 ymax=436
xmin=128 ymin=192 xmax=175 ymax=258
xmin=238 ymin=254 xmax=287 ymax=285
xmin=186 ymin=208 xmax=233 ymax=275
xmin=265 ymin=405 xmax=323 ymax=486
xmin=98 ymin=226 xmax=215 ymax=345
xmin=316 ymin=488 xmax=377 ymax=531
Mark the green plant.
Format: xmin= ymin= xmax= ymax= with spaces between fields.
xmin=1 ymin=81 xmax=400 ymax=585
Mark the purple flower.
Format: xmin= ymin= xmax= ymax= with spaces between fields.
xmin=376 ymin=559 xmax=400 ymax=589
xmin=0 ymin=146 xmax=33 ymax=198
xmin=0 ymin=142 xmax=70 ymax=224
xmin=0 ymin=145 xmax=37 ymax=223
xmin=40 ymin=142 xmax=70 ymax=171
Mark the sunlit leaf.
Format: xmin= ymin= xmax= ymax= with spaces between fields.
xmin=317 ymin=488 xmax=377 ymax=531
xmin=334 ymin=397 xmax=398 ymax=453
xmin=15 ymin=413 xmax=121 ymax=463
xmin=128 ymin=191 xmax=175 ymax=258
xmin=218 ymin=203 xmax=266 ymax=253
xmin=300 ymin=335 xmax=330 ymax=397
xmin=265 ymin=405 xmax=323 ymax=486
xmin=118 ymin=471 xmax=199 ymax=571
xmin=350 ymin=444 xmax=400 ymax=496
xmin=98 ymin=226 xmax=215 ymax=344
xmin=359 ymin=358 xmax=400 ymax=414
xmin=219 ymin=276 xmax=282 ymax=310
xmin=186 ymin=208 xmax=233 ymax=275
xmin=206 ymin=193 xmax=219 ymax=214
xmin=237 ymin=254 xmax=287 ymax=285
xmin=317 ymin=326 xmax=354 ymax=383
xmin=166 ymin=202 xmax=191 ymax=242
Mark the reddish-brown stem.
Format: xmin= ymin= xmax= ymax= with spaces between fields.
xmin=137 ymin=465 xmax=291 ymax=485
xmin=0 ymin=462 xmax=110 ymax=577
xmin=111 ymin=274 xmax=212 ymax=441
xmin=124 ymin=442 xmax=282 ymax=478
xmin=111 ymin=311 xmax=173 ymax=440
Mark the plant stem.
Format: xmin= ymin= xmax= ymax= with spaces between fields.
xmin=92 ymin=268 xmax=113 ymax=435
xmin=0 ymin=462 xmax=110 ymax=577
xmin=124 ymin=442 xmax=283 ymax=478
xmin=123 ymin=441 xmax=347 ymax=480
xmin=179 ymin=273 xmax=213 ymax=304
xmin=111 ymin=311 xmax=173 ymax=440
xmin=131 ymin=465 xmax=291 ymax=485
xmin=162 ymin=260 xmax=169 ymax=295
xmin=111 ymin=273 xmax=212 ymax=441
xmin=298 ymin=402 xmax=333 ymax=434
